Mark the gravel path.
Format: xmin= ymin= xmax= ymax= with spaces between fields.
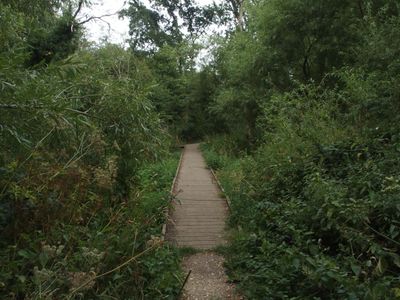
xmin=181 ymin=252 xmax=241 ymax=300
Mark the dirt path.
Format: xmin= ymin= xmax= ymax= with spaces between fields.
xmin=166 ymin=144 xmax=239 ymax=299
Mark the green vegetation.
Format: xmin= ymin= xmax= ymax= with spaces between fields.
xmin=0 ymin=1 xmax=183 ymax=298
xmin=2 ymin=0 xmax=400 ymax=298
xmin=200 ymin=1 xmax=400 ymax=299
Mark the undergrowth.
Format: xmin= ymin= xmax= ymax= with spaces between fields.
xmin=0 ymin=154 xmax=183 ymax=299
xmin=201 ymin=83 xmax=400 ymax=299
xmin=0 ymin=6 xmax=184 ymax=296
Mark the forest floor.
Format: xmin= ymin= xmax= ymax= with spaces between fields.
xmin=166 ymin=144 xmax=239 ymax=299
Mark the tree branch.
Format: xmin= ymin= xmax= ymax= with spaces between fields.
xmin=73 ymin=0 xmax=85 ymax=20
xmin=77 ymin=13 xmax=117 ymax=26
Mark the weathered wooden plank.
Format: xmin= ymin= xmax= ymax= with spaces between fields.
xmin=166 ymin=143 xmax=228 ymax=249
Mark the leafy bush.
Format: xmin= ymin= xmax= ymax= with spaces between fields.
xmin=0 ymin=4 xmax=182 ymax=297
xmin=203 ymin=81 xmax=400 ymax=298
xmin=198 ymin=2 xmax=400 ymax=298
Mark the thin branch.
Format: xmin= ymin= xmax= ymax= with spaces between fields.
xmin=364 ymin=221 xmax=400 ymax=247
xmin=0 ymin=104 xmax=103 ymax=120
xmin=68 ymin=242 xmax=162 ymax=296
xmin=77 ymin=13 xmax=117 ymax=26
xmin=0 ymin=104 xmax=43 ymax=109
xmin=357 ymin=0 xmax=365 ymax=19
xmin=73 ymin=0 xmax=85 ymax=20
xmin=65 ymin=108 xmax=103 ymax=120
xmin=0 ymin=127 xmax=56 ymax=196
xmin=177 ymin=270 xmax=192 ymax=298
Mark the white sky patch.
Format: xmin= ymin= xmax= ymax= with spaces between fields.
xmin=81 ymin=0 xmax=222 ymax=46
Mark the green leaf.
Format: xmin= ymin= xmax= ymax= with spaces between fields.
xmin=17 ymin=249 xmax=32 ymax=259
xmin=350 ymin=263 xmax=361 ymax=276
xmin=17 ymin=275 xmax=26 ymax=283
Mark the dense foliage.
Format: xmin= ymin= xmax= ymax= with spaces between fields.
xmin=2 ymin=0 xmax=400 ymax=298
xmin=200 ymin=0 xmax=400 ymax=299
xmin=0 ymin=1 xmax=183 ymax=298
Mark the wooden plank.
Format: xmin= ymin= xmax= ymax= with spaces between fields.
xmin=166 ymin=143 xmax=228 ymax=250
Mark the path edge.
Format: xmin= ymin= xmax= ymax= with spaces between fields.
xmin=161 ymin=146 xmax=185 ymax=241
xmin=209 ymin=167 xmax=232 ymax=211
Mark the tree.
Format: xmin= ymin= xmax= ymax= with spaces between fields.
xmin=227 ymin=0 xmax=245 ymax=30
xmin=123 ymin=0 xmax=226 ymax=53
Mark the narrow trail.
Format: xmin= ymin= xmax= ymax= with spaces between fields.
xmin=166 ymin=144 xmax=239 ymax=299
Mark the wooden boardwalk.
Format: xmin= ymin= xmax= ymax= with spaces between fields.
xmin=166 ymin=143 xmax=228 ymax=249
